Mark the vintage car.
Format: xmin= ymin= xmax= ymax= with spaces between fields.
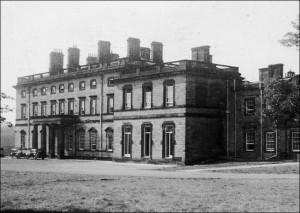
xmin=10 ymin=148 xmax=19 ymax=158
xmin=26 ymin=149 xmax=45 ymax=160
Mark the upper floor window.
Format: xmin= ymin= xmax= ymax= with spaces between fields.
xmin=21 ymin=104 xmax=27 ymax=119
xmin=292 ymin=132 xmax=300 ymax=152
xmin=68 ymin=83 xmax=74 ymax=92
xmin=41 ymin=102 xmax=47 ymax=116
xmin=51 ymin=86 xmax=56 ymax=94
xmin=59 ymin=84 xmax=64 ymax=93
xmin=79 ymin=98 xmax=86 ymax=115
xmin=33 ymin=88 xmax=38 ymax=96
xmin=108 ymin=77 xmax=114 ymax=87
xmin=21 ymin=90 xmax=26 ymax=98
xmin=41 ymin=87 xmax=46 ymax=95
xmin=164 ymin=80 xmax=175 ymax=107
xmin=68 ymin=99 xmax=74 ymax=115
xmin=90 ymin=79 xmax=97 ymax=89
xmin=50 ymin=101 xmax=56 ymax=115
xmin=59 ymin=100 xmax=65 ymax=115
xmin=79 ymin=81 xmax=85 ymax=90
xmin=143 ymin=83 xmax=152 ymax=109
xmin=245 ymin=132 xmax=255 ymax=151
xmin=90 ymin=97 xmax=97 ymax=115
xmin=245 ymin=99 xmax=255 ymax=115
xmin=266 ymin=132 xmax=275 ymax=151
xmin=32 ymin=103 xmax=38 ymax=116
xmin=107 ymin=94 xmax=114 ymax=114
xmin=123 ymin=85 xmax=132 ymax=110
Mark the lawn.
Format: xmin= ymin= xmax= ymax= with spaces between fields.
xmin=1 ymin=166 xmax=299 ymax=212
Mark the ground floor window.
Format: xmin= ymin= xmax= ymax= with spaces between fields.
xmin=292 ymin=132 xmax=300 ymax=152
xmin=68 ymin=134 xmax=73 ymax=150
xmin=78 ymin=131 xmax=85 ymax=150
xmin=122 ymin=126 xmax=132 ymax=157
xmin=90 ymin=131 xmax=97 ymax=150
xmin=245 ymin=132 xmax=255 ymax=151
xmin=163 ymin=124 xmax=175 ymax=158
xmin=142 ymin=125 xmax=152 ymax=157
xmin=105 ymin=128 xmax=113 ymax=151
xmin=266 ymin=132 xmax=275 ymax=151
xmin=21 ymin=131 xmax=26 ymax=149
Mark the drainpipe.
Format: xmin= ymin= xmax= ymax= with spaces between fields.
xmin=234 ymin=79 xmax=237 ymax=158
xmin=266 ymin=128 xmax=278 ymax=160
xmin=100 ymin=74 xmax=104 ymax=153
xmin=27 ymin=86 xmax=31 ymax=149
xmin=260 ymin=82 xmax=263 ymax=160
xmin=226 ymin=80 xmax=230 ymax=157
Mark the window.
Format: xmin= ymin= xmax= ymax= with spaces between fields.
xmin=78 ymin=131 xmax=85 ymax=150
xmin=124 ymin=86 xmax=132 ymax=110
xmin=122 ymin=126 xmax=132 ymax=157
xmin=68 ymin=134 xmax=73 ymax=150
xmin=68 ymin=99 xmax=74 ymax=115
xmin=79 ymin=81 xmax=85 ymax=90
xmin=89 ymin=129 xmax=97 ymax=151
xmin=143 ymin=84 xmax=152 ymax=109
xmin=59 ymin=84 xmax=64 ymax=93
xmin=292 ymin=132 xmax=299 ymax=152
xmin=20 ymin=131 xmax=26 ymax=148
xmin=41 ymin=87 xmax=46 ymax=95
xmin=51 ymin=86 xmax=56 ymax=94
xmin=90 ymin=79 xmax=97 ymax=89
xmin=79 ymin=98 xmax=85 ymax=115
xmin=163 ymin=124 xmax=175 ymax=158
xmin=59 ymin=100 xmax=65 ymax=115
xmin=33 ymin=88 xmax=38 ymax=96
xmin=107 ymin=95 xmax=114 ymax=114
xmin=68 ymin=83 xmax=74 ymax=92
xmin=108 ymin=77 xmax=114 ymax=87
xmin=32 ymin=103 xmax=38 ymax=116
xmin=142 ymin=125 xmax=152 ymax=157
xmin=245 ymin=132 xmax=255 ymax=151
xmin=21 ymin=90 xmax=26 ymax=98
xmin=266 ymin=132 xmax=275 ymax=151
xmin=105 ymin=128 xmax=113 ymax=151
xmin=164 ymin=80 xmax=175 ymax=107
xmin=50 ymin=101 xmax=56 ymax=115
xmin=41 ymin=102 xmax=47 ymax=116
xmin=245 ymin=99 xmax=255 ymax=115
xmin=21 ymin=104 xmax=26 ymax=119
xmin=90 ymin=97 xmax=97 ymax=115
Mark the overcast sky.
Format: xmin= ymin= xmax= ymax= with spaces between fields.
xmin=1 ymin=1 xmax=299 ymax=123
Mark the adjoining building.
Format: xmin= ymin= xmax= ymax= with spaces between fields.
xmin=13 ymin=38 xmax=299 ymax=164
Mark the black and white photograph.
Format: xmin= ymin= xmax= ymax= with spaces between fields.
xmin=1 ymin=1 xmax=299 ymax=212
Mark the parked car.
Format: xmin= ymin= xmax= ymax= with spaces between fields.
xmin=10 ymin=148 xmax=19 ymax=158
xmin=0 ymin=148 xmax=4 ymax=157
xmin=26 ymin=149 xmax=45 ymax=160
xmin=16 ymin=150 xmax=29 ymax=159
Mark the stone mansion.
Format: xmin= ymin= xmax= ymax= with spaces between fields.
xmin=13 ymin=37 xmax=299 ymax=164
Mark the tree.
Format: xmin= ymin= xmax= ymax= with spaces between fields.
xmin=279 ymin=16 xmax=299 ymax=50
xmin=263 ymin=77 xmax=299 ymax=129
xmin=0 ymin=92 xmax=14 ymax=127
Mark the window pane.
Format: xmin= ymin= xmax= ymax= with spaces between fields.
xmin=266 ymin=132 xmax=275 ymax=151
xmin=125 ymin=92 xmax=131 ymax=108
xmin=145 ymin=91 xmax=151 ymax=108
xmin=167 ymin=85 xmax=174 ymax=106
xmin=292 ymin=132 xmax=300 ymax=151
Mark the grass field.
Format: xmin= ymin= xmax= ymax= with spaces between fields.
xmin=1 ymin=163 xmax=299 ymax=212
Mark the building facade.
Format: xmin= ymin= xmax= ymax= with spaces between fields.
xmin=14 ymin=38 xmax=299 ymax=164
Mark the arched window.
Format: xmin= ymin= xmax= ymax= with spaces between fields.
xmin=88 ymin=128 xmax=97 ymax=151
xmin=20 ymin=130 xmax=26 ymax=149
xmin=105 ymin=127 xmax=113 ymax=151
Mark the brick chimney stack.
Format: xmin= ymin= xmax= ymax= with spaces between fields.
xmin=49 ymin=50 xmax=64 ymax=75
xmin=67 ymin=45 xmax=80 ymax=72
xmin=86 ymin=54 xmax=98 ymax=65
xmin=191 ymin=45 xmax=212 ymax=63
xmin=151 ymin=41 xmax=163 ymax=64
xmin=127 ymin=37 xmax=141 ymax=61
xmin=98 ymin=40 xmax=111 ymax=65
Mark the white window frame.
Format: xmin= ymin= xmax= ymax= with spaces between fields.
xmin=266 ymin=132 xmax=275 ymax=152
xmin=292 ymin=132 xmax=300 ymax=152
xmin=166 ymin=85 xmax=174 ymax=107
xmin=79 ymin=99 xmax=85 ymax=115
xmin=245 ymin=132 xmax=255 ymax=152
xmin=165 ymin=126 xmax=174 ymax=158
xmin=41 ymin=102 xmax=46 ymax=116
xmin=125 ymin=91 xmax=132 ymax=110
xmin=108 ymin=95 xmax=114 ymax=113
xmin=68 ymin=100 xmax=74 ymax=115
xmin=33 ymin=103 xmax=38 ymax=116
xmin=143 ymin=126 xmax=151 ymax=157
xmin=245 ymin=99 xmax=255 ymax=115
xmin=144 ymin=90 xmax=152 ymax=109
xmin=59 ymin=101 xmax=65 ymax=115
xmin=124 ymin=127 xmax=131 ymax=157
xmin=51 ymin=102 xmax=56 ymax=115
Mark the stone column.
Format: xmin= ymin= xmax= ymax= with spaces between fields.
xmin=57 ymin=125 xmax=65 ymax=159
xmin=32 ymin=124 xmax=39 ymax=149
xmin=41 ymin=124 xmax=47 ymax=157
xmin=48 ymin=124 xmax=56 ymax=158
